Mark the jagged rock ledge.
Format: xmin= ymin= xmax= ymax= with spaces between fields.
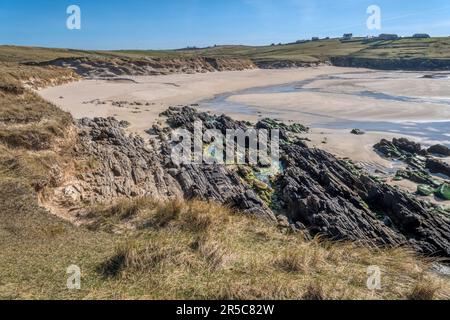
xmin=255 ymin=60 xmax=327 ymax=69
xmin=56 ymin=107 xmax=450 ymax=257
xmin=330 ymin=56 xmax=450 ymax=71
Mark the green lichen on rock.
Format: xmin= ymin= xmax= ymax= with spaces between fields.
xmin=237 ymin=165 xmax=274 ymax=206
xmin=436 ymin=184 xmax=450 ymax=201
xmin=256 ymin=118 xmax=309 ymax=134
xmin=417 ymin=184 xmax=435 ymax=196
xmin=395 ymin=169 xmax=441 ymax=187
xmin=341 ymin=159 xmax=363 ymax=177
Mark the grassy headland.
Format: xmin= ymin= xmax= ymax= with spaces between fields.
xmin=2 ymin=37 xmax=450 ymax=65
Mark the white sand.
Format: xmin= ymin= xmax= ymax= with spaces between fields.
xmin=39 ymin=66 xmax=352 ymax=135
xmin=38 ymin=66 xmax=450 ymax=174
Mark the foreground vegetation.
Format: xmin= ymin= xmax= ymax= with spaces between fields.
xmin=0 ymin=63 xmax=450 ymax=300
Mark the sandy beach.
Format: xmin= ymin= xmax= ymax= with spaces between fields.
xmin=39 ymin=66 xmax=351 ymax=132
xmin=39 ymin=66 xmax=450 ymax=172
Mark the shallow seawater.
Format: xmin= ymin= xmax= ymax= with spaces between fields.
xmin=200 ymin=71 xmax=450 ymax=147
xmin=312 ymin=120 xmax=450 ymax=147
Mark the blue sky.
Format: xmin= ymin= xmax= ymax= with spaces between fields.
xmin=1 ymin=0 xmax=450 ymax=50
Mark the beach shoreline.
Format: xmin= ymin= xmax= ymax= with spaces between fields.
xmin=38 ymin=66 xmax=450 ymax=172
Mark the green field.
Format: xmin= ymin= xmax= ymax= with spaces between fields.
xmin=2 ymin=37 xmax=450 ymax=64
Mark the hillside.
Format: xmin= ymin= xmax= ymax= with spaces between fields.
xmin=2 ymin=37 xmax=450 ymax=68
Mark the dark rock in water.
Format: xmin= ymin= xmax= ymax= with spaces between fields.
xmin=428 ymin=144 xmax=450 ymax=157
xmin=351 ymin=129 xmax=365 ymax=135
xmin=393 ymin=138 xmax=423 ymax=155
xmin=256 ymin=118 xmax=309 ymax=134
xmin=426 ymin=158 xmax=450 ymax=178
xmin=375 ymin=138 xmax=423 ymax=158
xmin=278 ymin=143 xmax=450 ymax=256
xmin=161 ymin=106 xmax=248 ymax=134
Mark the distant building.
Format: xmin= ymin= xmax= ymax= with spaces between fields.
xmin=343 ymin=33 xmax=353 ymax=40
xmin=378 ymin=34 xmax=399 ymax=40
xmin=311 ymin=37 xmax=319 ymax=41
xmin=413 ymin=33 xmax=430 ymax=38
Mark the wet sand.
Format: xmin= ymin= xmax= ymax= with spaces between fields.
xmin=39 ymin=66 xmax=450 ymax=176
xmin=39 ymin=66 xmax=351 ymax=135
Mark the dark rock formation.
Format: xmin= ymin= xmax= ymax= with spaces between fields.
xmin=374 ymin=138 xmax=423 ymax=158
xmin=256 ymin=60 xmax=326 ymax=69
xmin=75 ymin=115 xmax=274 ymax=220
xmin=351 ymin=129 xmax=365 ymax=135
xmin=426 ymin=158 xmax=450 ymax=178
xmin=279 ymin=144 xmax=404 ymax=248
xmin=76 ymin=117 xmax=181 ymax=201
xmin=279 ymin=143 xmax=450 ymax=256
xmin=330 ymin=56 xmax=450 ymax=71
xmin=428 ymin=144 xmax=450 ymax=157
xmin=161 ymin=106 xmax=249 ymax=133
xmin=256 ymin=118 xmax=308 ymax=136
xmin=172 ymin=164 xmax=275 ymax=219
xmin=64 ymin=108 xmax=450 ymax=257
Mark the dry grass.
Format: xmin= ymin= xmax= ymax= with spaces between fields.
xmin=407 ymin=280 xmax=440 ymax=300
xmin=0 ymin=62 xmax=79 ymax=89
xmin=80 ymin=197 xmax=450 ymax=300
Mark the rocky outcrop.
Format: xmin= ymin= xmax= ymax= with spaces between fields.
xmin=60 ymin=115 xmax=274 ymax=220
xmin=28 ymin=56 xmax=256 ymax=78
xmin=75 ymin=117 xmax=181 ymax=201
xmin=428 ymin=144 xmax=450 ymax=157
xmin=374 ymin=137 xmax=450 ymax=202
xmin=161 ymin=106 xmax=250 ymax=133
xmin=279 ymin=143 xmax=450 ymax=256
xmin=374 ymin=138 xmax=424 ymax=159
xmin=171 ymin=164 xmax=275 ymax=219
xmin=279 ymin=143 xmax=405 ymax=247
xmin=330 ymin=56 xmax=450 ymax=71
xmin=52 ymin=108 xmax=450 ymax=257
xmin=426 ymin=158 xmax=450 ymax=178
xmin=160 ymin=107 xmax=450 ymax=256
xmin=255 ymin=60 xmax=325 ymax=69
